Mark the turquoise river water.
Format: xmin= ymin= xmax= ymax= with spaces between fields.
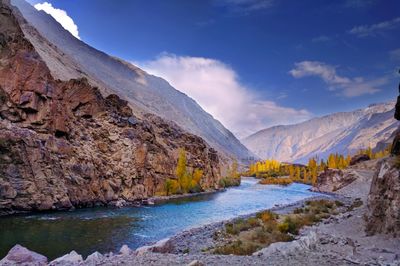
xmin=0 ymin=178 xmax=323 ymax=259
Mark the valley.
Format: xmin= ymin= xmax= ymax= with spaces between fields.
xmin=0 ymin=0 xmax=399 ymax=265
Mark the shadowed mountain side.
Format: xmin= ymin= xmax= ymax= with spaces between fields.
xmin=0 ymin=0 xmax=221 ymax=215
xmin=10 ymin=0 xmax=254 ymax=162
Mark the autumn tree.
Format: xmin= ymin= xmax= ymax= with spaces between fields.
xmin=190 ymin=169 xmax=203 ymax=192
xmin=230 ymin=160 xmax=239 ymax=178
xmin=176 ymin=148 xmax=187 ymax=185
xmin=295 ymin=166 xmax=301 ymax=180
xmin=289 ymin=165 xmax=295 ymax=178
xmin=327 ymin=154 xmax=337 ymax=169
xmin=303 ymin=168 xmax=308 ymax=182
xmin=174 ymin=149 xmax=191 ymax=193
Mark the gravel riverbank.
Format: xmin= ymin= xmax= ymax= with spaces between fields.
xmin=79 ymin=164 xmax=400 ymax=265
xmin=2 ymin=164 xmax=399 ymax=265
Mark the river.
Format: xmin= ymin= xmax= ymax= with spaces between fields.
xmin=0 ymin=178 xmax=323 ymax=259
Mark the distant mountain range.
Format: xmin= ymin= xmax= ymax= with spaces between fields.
xmin=243 ymin=102 xmax=398 ymax=163
xmin=11 ymin=0 xmax=253 ymax=161
xmin=10 ymin=0 xmax=397 ymax=165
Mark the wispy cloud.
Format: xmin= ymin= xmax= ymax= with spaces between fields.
xmin=389 ymin=48 xmax=400 ymax=61
xmin=289 ymin=61 xmax=388 ymax=97
xmin=215 ymin=0 xmax=275 ymax=15
xmin=137 ymin=54 xmax=311 ymax=138
xmin=348 ymin=17 xmax=400 ymax=38
xmin=34 ymin=2 xmax=80 ymax=39
xmin=312 ymin=35 xmax=332 ymax=43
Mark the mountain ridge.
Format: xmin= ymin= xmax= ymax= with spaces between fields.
xmin=10 ymin=0 xmax=254 ymax=161
xmin=0 ymin=0 xmax=222 ymax=214
xmin=243 ymin=101 xmax=398 ymax=163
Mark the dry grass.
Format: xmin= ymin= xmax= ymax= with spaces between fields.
xmin=213 ymin=199 xmax=342 ymax=256
xmin=347 ymin=198 xmax=363 ymax=211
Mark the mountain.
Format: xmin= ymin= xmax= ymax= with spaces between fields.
xmin=243 ymin=102 xmax=398 ymax=163
xmin=10 ymin=0 xmax=253 ymax=161
xmin=0 ymin=0 xmax=221 ymax=214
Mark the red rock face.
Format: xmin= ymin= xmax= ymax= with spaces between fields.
xmin=0 ymin=1 xmax=221 ymax=215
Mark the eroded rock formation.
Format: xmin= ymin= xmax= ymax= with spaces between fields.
xmin=366 ymin=71 xmax=400 ymax=236
xmin=349 ymin=154 xmax=370 ymax=166
xmin=311 ymin=168 xmax=358 ymax=193
xmin=0 ymin=0 xmax=221 ymax=215
xmin=366 ymin=158 xmax=400 ymax=236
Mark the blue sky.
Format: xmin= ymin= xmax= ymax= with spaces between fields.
xmin=27 ymin=0 xmax=400 ymax=137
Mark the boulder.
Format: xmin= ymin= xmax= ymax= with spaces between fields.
xmin=49 ymin=250 xmax=83 ymax=265
xmin=312 ymin=168 xmax=357 ymax=192
xmin=119 ymin=244 xmax=131 ymax=255
xmin=366 ymin=158 xmax=400 ymax=236
xmin=135 ymin=238 xmax=173 ymax=256
xmin=253 ymin=231 xmax=318 ymax=257
xmin=0 ymin=244 xmax=47 ymax=265
xmin=349 ymin=154 xmax=370 ymax=166
xmin=85 ymin=251 xmax=103 ymax=264
xmin=187 ymin=260 xmax=204 ymax=266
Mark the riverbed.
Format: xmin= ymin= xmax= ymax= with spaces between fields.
xmin=0 ymin=178 xmax=323 ymax=259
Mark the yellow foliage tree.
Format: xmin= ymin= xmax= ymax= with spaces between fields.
xmin=176 ymin=148 xmax=187 ymax=187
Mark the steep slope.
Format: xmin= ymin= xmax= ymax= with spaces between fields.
xmin=243 ymin=102 xmax=398 ymax=163
xmin=0 ymin=0 xmax=221 ymax=215
xmin=10 ymin=0 xmax=253 ymax=161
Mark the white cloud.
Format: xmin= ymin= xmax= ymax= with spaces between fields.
xmin=289 ymin=61 xmax=387 ymax=97
xmin=34 ymin=2 xmax=80 ymax=39
xmin=348 ymin=17 xmax=400 ymax=38
xmin=138 ymin=54 xmax=311 ymax=138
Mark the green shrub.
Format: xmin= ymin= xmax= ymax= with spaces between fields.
xmin=293 ymin=207 xmax=304 ymax=214
xmin=219 ymin=176 xmax=241 ymax=188
xmin=225 ymin=223 xmax=239 ymax=235
xmin=277 ymin=222 xmax=289 ymax=233
xmin=247 ymin=217 xmax=260 ymax=227
xmin=348 ymin=198 xmax=363 ymax=211
xmin=334 ymin=200 xmax=344 ymax=207
xmin=283 ymin=216 xmax=299 ymax=234
xmin=213 ymin=240 xmax=259 ymax=256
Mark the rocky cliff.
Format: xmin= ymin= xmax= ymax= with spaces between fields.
xmin=0 ymin=0 xmax=221 ymax=215
xmin=365 ymin=76 xmax=400 ymax=236
xmin=366 ymin=158 xmax=400 ymax=236
xmin=10 ymin=0 xmax=253 ymax=161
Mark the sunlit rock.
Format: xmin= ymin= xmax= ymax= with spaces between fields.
xmin=49 ymin=251 xmax=83 ymax=265
xmin=0 ymin=244 xmax=47 ymax=266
